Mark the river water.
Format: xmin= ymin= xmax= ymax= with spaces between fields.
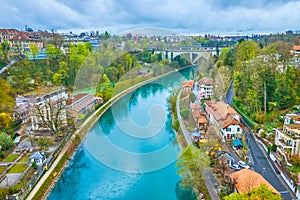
xmin=48 ymin=67 xmax=195 ymax=200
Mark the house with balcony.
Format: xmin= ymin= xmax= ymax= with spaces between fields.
xmin=284 ymin=114 xmax=300 ymax=125
xmin=275 ymin=124 xmax=300 ymax=159
xmin=205 ymin=101 xmax=243 ymax=141
xmin=292 ymin=45 xmax=300 ymax=62
xmin=9 ymin=32 xmax=43 ymax=56
xmin=0 ymin=28 xmax=19 ymax=42
xmin=181 ymin=80 xmax=194 ymax=92
xmin=198 ymin=77 xmax=213 ymax=99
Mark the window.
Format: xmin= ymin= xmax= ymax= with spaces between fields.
xmin=237 ymin=127 xmax=240 ymax=132
xmin=226 ymin=128 xmax=231 ymax=132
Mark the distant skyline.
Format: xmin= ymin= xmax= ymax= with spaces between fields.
xmin=1 ymin=0 xmax=300 ymax=35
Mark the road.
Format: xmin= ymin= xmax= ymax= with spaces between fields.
xmin=0 ymin=60 xmax=16 ymax=74
xmin=225 ymin=81 xmax=296 ymax=199
xmin=245 ymin=126 xmax=296 ymax=199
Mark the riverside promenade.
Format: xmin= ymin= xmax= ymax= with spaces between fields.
xmin=26 ymin=66 xmax=193 ymax=200
xmin=176 ymin=89 xmax=220 ymax=200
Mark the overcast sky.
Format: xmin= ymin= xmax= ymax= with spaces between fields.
xmin=1 ymin=0 xmax=300 ymax=35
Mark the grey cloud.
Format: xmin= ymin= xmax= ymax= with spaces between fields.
xmin=0 ymin=0 xmax=300 ymax=34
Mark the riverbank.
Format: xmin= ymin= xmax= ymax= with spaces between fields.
xmin=26 ymin=65 xmax=193 ymax=200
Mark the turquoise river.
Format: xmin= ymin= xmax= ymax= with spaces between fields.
xmin=48 ymin=67 xmax=196 ymax=200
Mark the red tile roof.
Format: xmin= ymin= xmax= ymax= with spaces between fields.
xmin=293 ymin=45 xmax=300 ymax=51
xmin=205 ymin=101 xmax=242 ymax=128
xmin=230 ymin=168 xmax=280 ymax=195
xmin=199 ymin=77 xmax=213 ymax=85
xmin=10 ymin=32 xmax=41 ymax=41
xmin=190 ymin=102 xmax=201 ymax=111
xmin=0 ymin=28 xmax=19 ymax=35
xmin=181 ymin=80 xmax=194 ymax=89
xmin=198 ymin=115 xmax=208 ymax=124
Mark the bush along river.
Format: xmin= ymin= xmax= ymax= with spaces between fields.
xmin=48 ymin=67 xmax=197 ymax=200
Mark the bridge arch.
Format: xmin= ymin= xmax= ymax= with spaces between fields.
xmin=154 ymin=50 xmax=211 ymax=64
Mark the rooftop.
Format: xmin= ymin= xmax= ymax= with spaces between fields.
xmin=198 ymin=77 xmax=213 ymax=85
xmin=206 ymin=101 xmax=240 ymax=121
xmin=293 ymin=45 xmax=300 ymax=51
xmin=285 ymin=123 xmax=300 ymax=130
xmin=181 ymin=80 xmax=194 ymax=89
xmin=230 ymin=168 xmax=280 ymax=195
xmin=21 ymin=86 xmax=64 ymax=97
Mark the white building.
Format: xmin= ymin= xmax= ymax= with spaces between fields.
xmin=198 ymin=78 xmax=213 ymax=99
xmin=275 ymin=124 xmax=300 ymax=158
xmin=205 ymin=101 xmax=243 ymax=141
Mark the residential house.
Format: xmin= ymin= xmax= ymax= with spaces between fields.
xmin=9 ymin=32 xmax=43 ymax=56
xmin=190 ymin=102 xmax=208 ymax=130
xmin=284 ymin=114 xmax=300 ymax=125
xmin=66 ymin=93 xmax=101 ymax=121
xmin=0 ymin=28 xmax=19 ymax=42
xmin=230 ymin=168 xmax=280 ymax=195
xmin=181 ymin=80 xmax=194 ymax=92
xmin=275 ymin=124 xmax=300 ymax=158
xmin=292 ymin=45 xmax=300 ymax=62
xmin=198 ymin=77 xmax=213 ymax=99
xmin=205 ymin=101 xmax=243 ymax=140
xmin=15 ymin=87 xmax=68 ymax=131
xmin=30 ymin=152 xmax=46 ymax=167
xmin=218 ymin=152 xmax=234 ymax=167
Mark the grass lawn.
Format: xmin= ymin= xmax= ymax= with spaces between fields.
xmin=2 ymin=154 xmax=19 ymax=163
xmin=0 ymin=166 xmax=6 ymax=174
xmin=7 ymin=164 xmax=28 ymax=174
xmin=19 ymin=154 xmax=30 ymax=163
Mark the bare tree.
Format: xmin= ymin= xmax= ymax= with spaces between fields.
xmin=213 ymin=66 xmax=231 ymax=101
xmin=32 ymin=96 xmax=67 ymax=135
xmin=223 ymin=175 xmax=237 ymax=194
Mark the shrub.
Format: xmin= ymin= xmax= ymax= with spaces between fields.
xmin=260 ymin=131 xmax=266 ymax=138
xmin=181 ymin=109 xmax=190 ymax=120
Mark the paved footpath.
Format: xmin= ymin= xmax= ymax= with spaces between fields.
xmin=176 ymin=89 xmax=220 ymax=200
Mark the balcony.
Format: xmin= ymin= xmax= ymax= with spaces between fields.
xmin=276 ymin=139 xmax=293 ymax=149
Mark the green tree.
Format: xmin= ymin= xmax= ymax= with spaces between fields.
xmin=0 ymin=133 xmax=13 ymax=150
xmin=37 ymin=136 xmax=54 ymax=151
xmin=0 ymin=78 xmax=15 ymax=112
xmin=189 ymin=92 xmax=196 ymax=103
xmin=0 ymin=112 xmax=12 ymax=130
xmin=29 ymin=42 xmax=39 ymax=61
xmin=0 ymin=40 xmax=10 ymax=61
xmin=96 ymin=74 xmax=114 ymax=102
xmin=176 ymin=145 xmax=210 ymax=198
xmin=224 ymin=184 xmax=281 ymax=200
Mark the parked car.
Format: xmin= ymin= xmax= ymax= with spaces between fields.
xmin=238 ymin=160 xmax=250 ymax=169
xmin=230 ymin=164 xmax=241 ymax=170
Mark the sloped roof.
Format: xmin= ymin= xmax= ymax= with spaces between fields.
xmin=10 ymin=32 xmax=41 ymax=41
xmin=205 ymin=101 xmax=242 ymax=129
xmin=293 ymin=45 xmax=300 ymax=51
xmin=230 ymin=168 xmax=280 ymax=195
xmin=199 ymin=77 xmax=213 ymax=85
xmin=0 ymin=28 xmax=19 ymax=35
xmin=198 ymin=115 xmax=208 ymax=124
xmin=190 ymin=102 xmax=201 ymax=110
xmin=30 ymin=152 xmax=45 ymax=159
xmin=182 ymin=80 xmax=194 ymax=89
xmin=221 ymin=115 xmax=241 ymax=128
xmin=205 ymin=101 xmax=239 ymax=121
